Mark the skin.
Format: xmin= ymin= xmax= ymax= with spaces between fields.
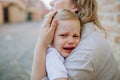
xmin=50 ymin=0 xmax=78 ymax=12
xmin=50 ymin=0 xmax=72 ymax=10
xmin=31 ymin=0 xmax=79 ymax=80
xmin=31 ymin=11 xmax=58 ymax=80
xmin=52 ymin=20 xmax=80 ymax=58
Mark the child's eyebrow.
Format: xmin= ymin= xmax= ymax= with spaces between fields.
xmin=61 ymin=32 xmax=69 ymax=34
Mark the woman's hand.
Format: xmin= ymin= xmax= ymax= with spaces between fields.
xmin=37 ymin=10 xmax=58 ymax=48
xmin=31 ymin=10 xmax=58 ymax=80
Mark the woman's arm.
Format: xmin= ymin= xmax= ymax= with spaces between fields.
xmin=31 ymin=10 xmax=58 ymax=80
xmin=31 ymin=44 xmax=47 ymax=80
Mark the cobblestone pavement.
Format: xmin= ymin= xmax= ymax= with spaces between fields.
xmin=0 ymin=21 xmax=120 ymax=80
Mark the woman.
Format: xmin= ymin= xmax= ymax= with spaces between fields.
xmin=31 ymin=0 xmax=120 ymax=80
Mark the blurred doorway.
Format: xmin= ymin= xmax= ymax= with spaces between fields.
xmin=3 ymin=7 xmax=9 ymax=23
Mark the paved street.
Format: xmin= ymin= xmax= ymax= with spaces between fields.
xmin=0 ymin=21 xmax=40 ymax=80
xmin=0 ymin=21 xmax=120 ymax=80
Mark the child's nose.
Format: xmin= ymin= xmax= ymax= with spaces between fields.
xmin=50 ymin=1 xmax=54 ymax=7
xmin=67 ymin=37 xmax=75 ymax=45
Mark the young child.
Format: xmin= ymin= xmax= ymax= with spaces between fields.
xmin=46 ymin=9 xmax=82 ymax=80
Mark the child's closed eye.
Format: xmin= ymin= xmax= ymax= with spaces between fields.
xmin=59 ymin=34 xmax=68 ymax=37
xmin=73 ymin=35 xmax=79 ymax=37
xmin=73 ymin=35 xmax=80 ymax=39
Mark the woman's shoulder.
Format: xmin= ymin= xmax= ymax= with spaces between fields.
xmin=80 ymin=22 xmax=110 ymax=50
xmin=76 ymin=30 xmax=112 ymax=58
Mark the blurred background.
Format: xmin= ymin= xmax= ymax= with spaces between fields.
xmin=0 ymin=0 xmax=120 ymax=80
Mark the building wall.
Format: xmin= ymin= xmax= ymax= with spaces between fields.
xmin=0 ymin=2 xmax=4 ymax=24
xmin=0 ymin=0 xmax=48 ymax=24
xmin=8 ymin=6 xmax=27 ymax=23
xmin=97 ymin=0 xmax=120 ymax=66
xmin=0 ymin=1 xmax=28 ymax=24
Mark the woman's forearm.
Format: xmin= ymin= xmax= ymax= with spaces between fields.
xmin=31 ymin=42 xmax=47 ymax=80
xmin=31 ymin=10 xmax=58 ymax=80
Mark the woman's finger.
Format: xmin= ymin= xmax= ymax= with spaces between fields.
xmin=44 ymin=10 xmax=57 ymax=27
xmin=48 ymin=20 xmax=58 ymax=41
xmin=49 ymin=20 xmax=58 ymax=32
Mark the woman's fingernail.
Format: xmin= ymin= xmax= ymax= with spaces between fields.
xmin=54 ymin=20 xmax=58 ymax=25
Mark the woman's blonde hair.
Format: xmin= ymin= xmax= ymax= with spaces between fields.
xmin=71 ymin=0 xmax=106 ymax=34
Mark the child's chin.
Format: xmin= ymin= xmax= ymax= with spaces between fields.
xmin=62 ymin=54 xmax=69 ymax=58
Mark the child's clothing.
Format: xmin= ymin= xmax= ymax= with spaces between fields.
xmin=46 ymin=47 xmax=68 ymax=80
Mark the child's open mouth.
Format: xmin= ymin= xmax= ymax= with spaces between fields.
xmin=63 ymin=47 xmax=75 ymax=53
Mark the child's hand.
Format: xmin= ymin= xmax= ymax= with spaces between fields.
xmin=37 ymin=10 xmax=58 ymax=47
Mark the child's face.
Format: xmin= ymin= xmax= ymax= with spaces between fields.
xmin=52 ymin=20 xmax=80 ymax=58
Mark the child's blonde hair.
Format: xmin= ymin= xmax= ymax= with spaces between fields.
xmin=54 ymin=9 xmax=82 ymax=27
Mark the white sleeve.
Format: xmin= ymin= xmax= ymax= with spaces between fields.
xmin=46 ymin=48 xmax=68 ymax=80
xmin=41 ymin=77 xmax=49 ymax=80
